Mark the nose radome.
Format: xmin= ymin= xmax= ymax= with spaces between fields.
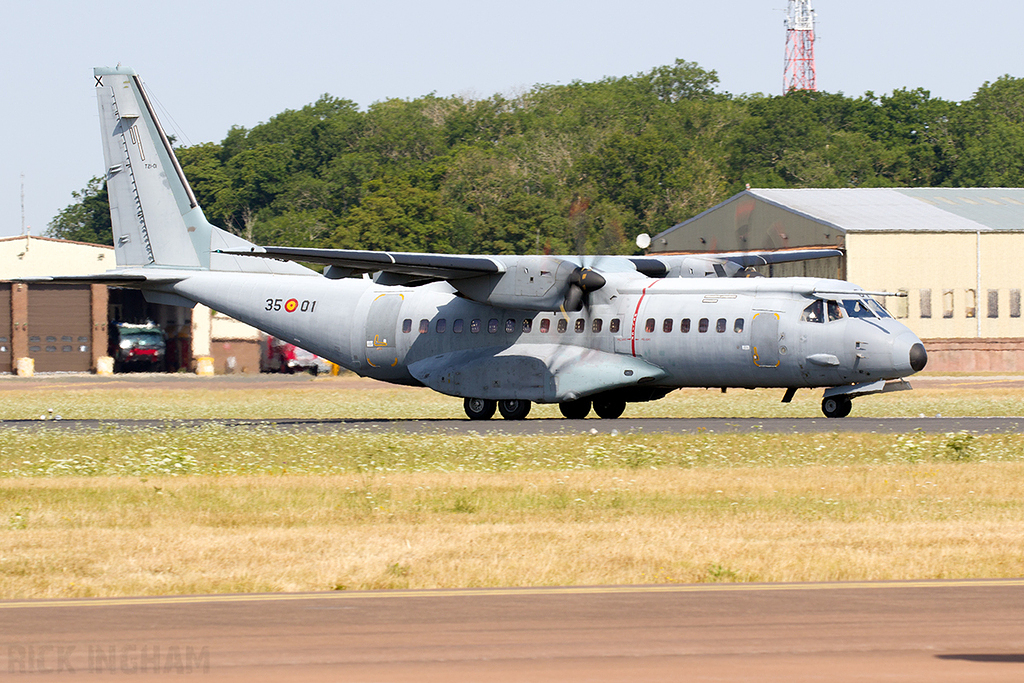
xmin=910 ymin=343 xmax=928 ymax=372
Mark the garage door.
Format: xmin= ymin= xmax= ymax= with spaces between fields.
xmin=0 ymin=284 xmax=10 ymax=374
xmin=28 ymin=285 xmax=92 ymax=372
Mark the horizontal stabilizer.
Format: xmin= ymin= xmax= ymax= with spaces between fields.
xmin=219 ymin=247 xmax=504 ymax=281
xmin=15 ymin=273 xmax=184 ymax=286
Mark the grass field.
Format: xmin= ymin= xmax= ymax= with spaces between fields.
xmin=0 ymin=376 xmax=1022 ymax=598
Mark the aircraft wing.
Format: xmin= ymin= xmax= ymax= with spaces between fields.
xmin=219 ymin=247 xmax=504 ymax=281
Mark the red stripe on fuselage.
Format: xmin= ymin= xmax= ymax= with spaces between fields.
xmin=630 ymin=280 xmax=662 ymax=357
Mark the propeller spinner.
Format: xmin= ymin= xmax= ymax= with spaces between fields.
xmin=563 ymin=267 xmax=607 ymax=311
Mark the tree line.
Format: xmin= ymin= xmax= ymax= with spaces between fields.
xmin=48 ymin=60 xmax=1024 ymax=255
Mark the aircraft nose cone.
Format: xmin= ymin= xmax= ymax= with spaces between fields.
xmin=909 ymin=343 xmax=928 ymax=372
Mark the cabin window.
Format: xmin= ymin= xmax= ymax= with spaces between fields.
xmin=698 ymin=318 xmax=709 ymax=333
xmin=419 ymin=319 xmax=429 ymax=334
xmin=402 ymin=319 xmax=412 ymax=334
xmin=471 ymin=319 xmax=482 ymax=333
xmin=557 ymin=318 xmax=568 ymax=333
xmin=662 ymin=319 xmax=673 ymax=333
xmin=716 ymin=318 xmax=727 ymax=333
xmin=505 ymin=319 xmax=516 ymax=333
xmin=488 ymin=318 xmax=499 ymax=333
xmin=523 ymin=319 xmax=534 ymax=333
xmin=645 ymin=318 xmax=656 ymax=333
xmin=609 ymin=318 xmax=621 ymax=334
xmin=801 ymin=300 xmax=824 ymax=323
xmin=681 ymin=318 xmax=690 ymax=333
xmin=734 ymin=318 xmax=744 ymax=333
xmin=827 ymin=301 xmax=844 ymax=321
xmin=540 ymin=319 xmax=550 ymax=333
xmin=436 ymin=319 xmax=447 ymax=334
xmin=574 ymin=319 xmax=585 ymax=333
xmin=592 ymin=319 xmax=603 ymax=333
xmin=453 ymin=319 xmax=464 ymax=333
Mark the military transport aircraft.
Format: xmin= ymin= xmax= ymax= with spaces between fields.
xmin=30 ymin=66 xmax=927 ymax=419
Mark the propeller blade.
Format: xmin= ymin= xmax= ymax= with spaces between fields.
xmin=563 ymin=284 xmax=584 ymax=312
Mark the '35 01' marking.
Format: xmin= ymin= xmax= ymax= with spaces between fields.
xmin=266 ymin=298 xmax=317 ymax=313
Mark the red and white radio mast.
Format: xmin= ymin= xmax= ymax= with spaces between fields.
xmin=784 ymin=0 xmax=817 ymax=93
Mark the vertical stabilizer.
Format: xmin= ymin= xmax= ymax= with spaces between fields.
xmin=94 ymin=66 xmax=311 ymax=275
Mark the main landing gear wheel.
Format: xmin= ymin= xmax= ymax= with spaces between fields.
xmin=464 ymin=397 xmax=496 ymax=420
xmin=821 ymin=396 xmax=853 ymax=418
xmin=592 ymin=397 xmax=626 ymax=420
xmin=498 ymin=399 xmax=532 ymax=420
xmin=559 ymin=399 xmax=592 ymax=419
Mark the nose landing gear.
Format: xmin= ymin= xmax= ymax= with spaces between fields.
xmin=821 ymin=396 xmax=853 ymax=418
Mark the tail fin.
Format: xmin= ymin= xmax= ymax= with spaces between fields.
xmin=94 ymin=66 xmax=309 ymax=275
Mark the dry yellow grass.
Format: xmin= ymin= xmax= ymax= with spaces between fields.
xmin=2 ymin=466 xmax=1023 ymax=598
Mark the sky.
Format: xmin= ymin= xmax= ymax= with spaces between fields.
xmin=2 ymin=0 xmax=1022 ymax=239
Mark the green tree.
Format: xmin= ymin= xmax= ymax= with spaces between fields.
xmin=45 ymin=177 xmax=112 ymax=245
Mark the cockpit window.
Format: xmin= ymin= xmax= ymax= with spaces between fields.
xmin=843 ymin=299 xmax=878 ymax=319
xmin=866 ymin=299 xmax=892 ymax=318
xmin=827 ymin=300 xmax=844 ymax=322
xmin=801 ymin=300 xmax=824 ymax=323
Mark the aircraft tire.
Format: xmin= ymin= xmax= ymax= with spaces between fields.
xmin=464 ymin=397 xmax=497 ymax=420
xmin=593 ymin=397 xmax=626 ymax=420
xmin=559 ymin=399 xmax=592 ymax=420
xmin=498 ymin=399 xmax=531 ymax=420
xmin=821 ymin=396 xmax=853 ymax=418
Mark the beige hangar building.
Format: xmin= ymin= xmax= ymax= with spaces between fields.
xmin=1 ymin=235 xmax=263 ymax=374
xmin=651 ymin=188 xmax=1024 ymax=372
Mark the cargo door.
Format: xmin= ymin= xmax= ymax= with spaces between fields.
xmin=751 ymin=311 xmax=781 ymax=368
xmin=364 ymin=293 xmax=405 ymax=373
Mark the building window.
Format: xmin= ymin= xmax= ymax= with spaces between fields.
xmin=681 ymin=318 xmax=690 ymax=333
xmin=698 ymin=318 xmax=709 ymax=333
xmin=557 ymin=318 xmax=568 ymax=333
xmin=919 ymin=289 xmax=932 ymax=319
xmin=943 ymin=290 xmax=954 ymax=319
xmin=609 ymin=319 xmax=620 ymax=334
xmin=965 ymin=289 xmax=977 ymax=319
xmin=592 ymin=319 xmax=603 ymax=333
xmin=662 ymin=319 xmax=673 ymax=333
xmin=894 ymin=290 xmax=909 ymax=319
xmin=402 ymin=319 xmax=412 ymax=334
xmin=987 ymin=290 xmax=1000 ymax=318
xmin=1011 ymin=290 xmax=1021 ymax=318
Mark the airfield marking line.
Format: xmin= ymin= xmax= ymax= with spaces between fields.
xmin=3 ymin=579 xmax=1023 ymax=611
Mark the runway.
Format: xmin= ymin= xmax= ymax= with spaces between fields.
xmin=3 ymin=415 xmax=1024 ymax=434
xmin=3 ymin=580 xmax=1023 ymax=682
